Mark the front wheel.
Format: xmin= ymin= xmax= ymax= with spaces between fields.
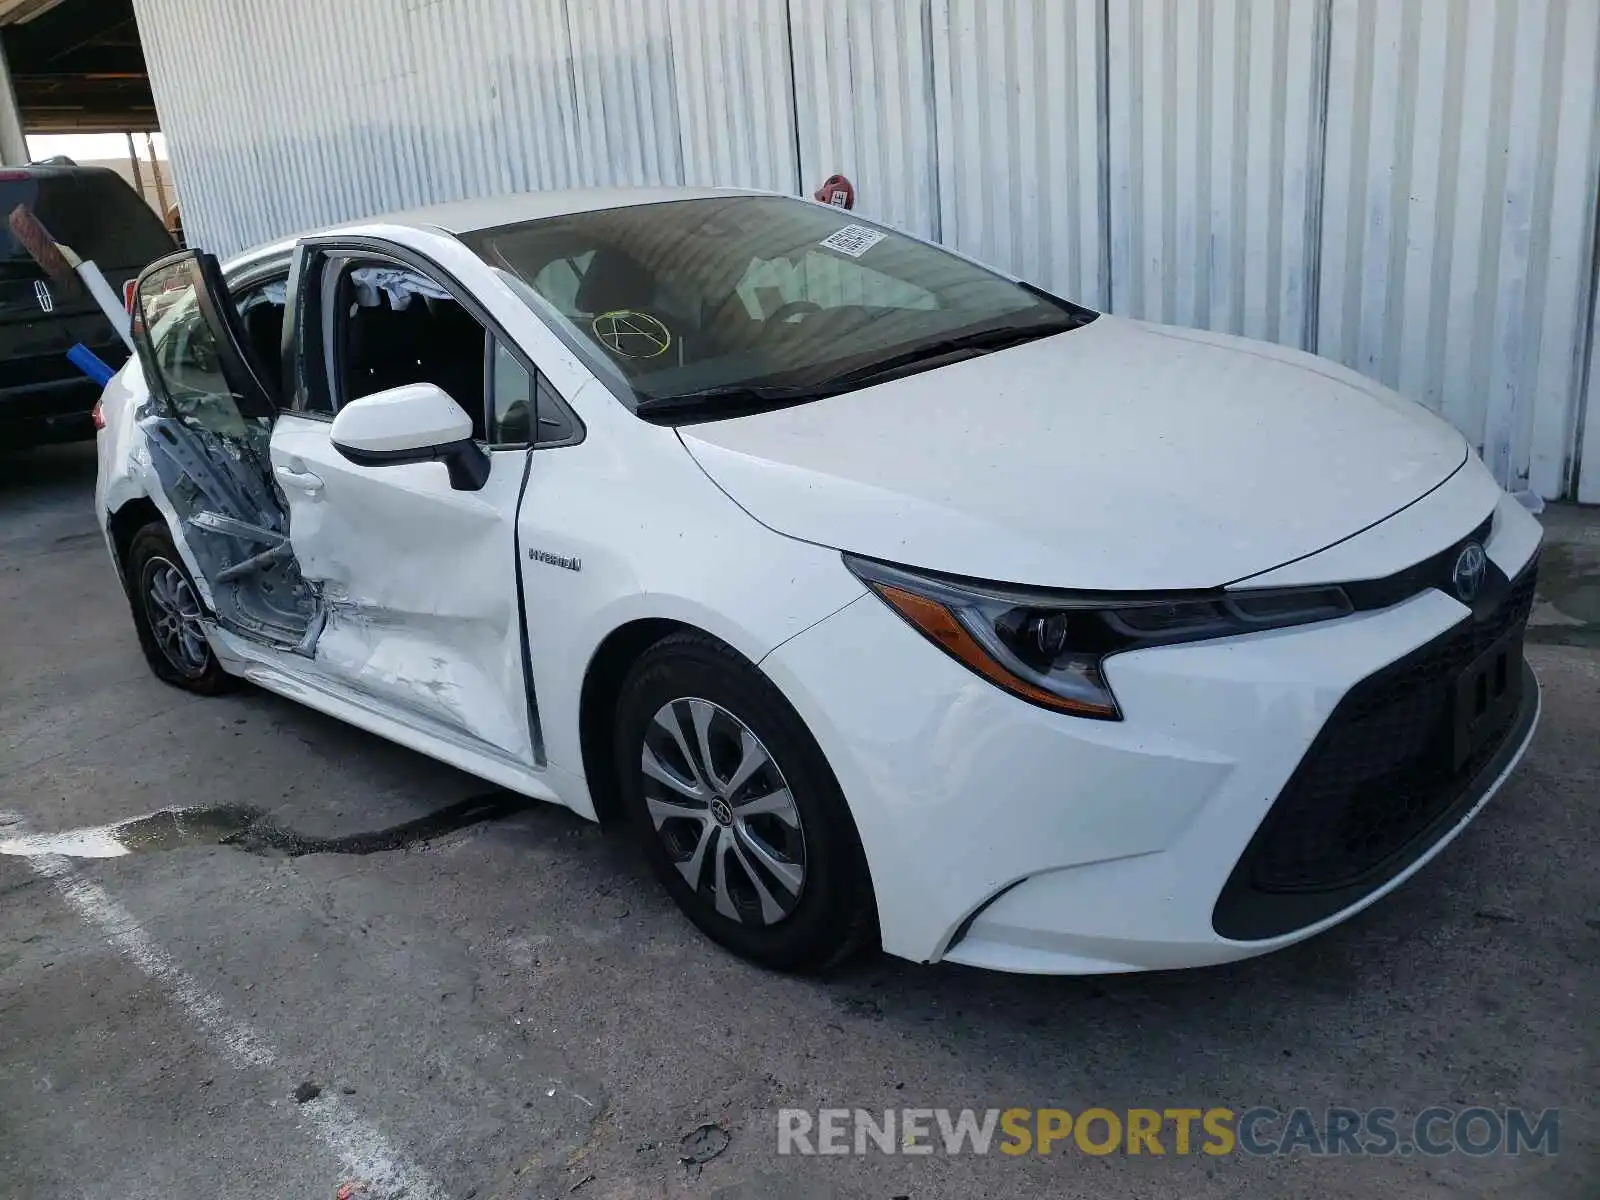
xmin=614 ymin=632 xmax=875 ymax=972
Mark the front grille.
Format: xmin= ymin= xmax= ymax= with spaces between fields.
xmin=1212 ymin=558 xmax=1538 ymax=939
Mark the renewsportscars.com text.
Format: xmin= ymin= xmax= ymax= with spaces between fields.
xmin=777 ymin=1106 xmax=1560 ymax=1158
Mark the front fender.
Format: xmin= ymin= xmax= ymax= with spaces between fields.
xmin=515 ymin=420 xmax=866 ymax=800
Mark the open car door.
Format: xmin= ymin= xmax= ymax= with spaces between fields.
xmin=132 ymin=246 xmax=541 ymax=772
xmin=265 ymin=244 xmax=542 ymax=770
xmin=129 ymin=250 xmax=320 ymax=649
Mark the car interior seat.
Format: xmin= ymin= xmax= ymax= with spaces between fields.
xmin=342 ymin=294 xmax=488 ymax=440
xmin=573 ymin=246 xmax=660 ymax=316
xmin=239 ymin=302 xmax=284 ymax=398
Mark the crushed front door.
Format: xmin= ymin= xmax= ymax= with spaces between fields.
xmin=271 ymin=417 xmax=539 ymax=765
xmin=264 ymin=247 xmax=540 ymax=766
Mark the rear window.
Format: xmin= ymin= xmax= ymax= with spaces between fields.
xmin=2 ymin=169 xmax=174 ymax=269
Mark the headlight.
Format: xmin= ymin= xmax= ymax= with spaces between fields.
xmin=843 ymin=555 xmax=1353 ymax=720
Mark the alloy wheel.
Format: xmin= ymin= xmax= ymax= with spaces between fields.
xmin=640 ymin=697 xmax=807 ymax=926
xmin=144 ymin=557 xmax=210 ymax=678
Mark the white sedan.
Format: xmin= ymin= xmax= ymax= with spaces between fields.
xmin=96 ymin=187 xmax=1542 ymax=974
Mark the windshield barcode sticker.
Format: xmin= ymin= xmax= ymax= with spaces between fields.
xmin=818 ymin=225 xmax=886 ymax=258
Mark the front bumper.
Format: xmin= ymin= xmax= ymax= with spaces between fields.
xmin=761 ymin=490 xmax=1543 ymax=974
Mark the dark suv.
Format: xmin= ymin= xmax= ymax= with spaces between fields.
xmin=2 ymin=163 xmax=176 ymax=448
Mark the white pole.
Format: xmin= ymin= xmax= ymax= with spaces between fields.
xmin=76 ymin=259 xmax=134 ymax=349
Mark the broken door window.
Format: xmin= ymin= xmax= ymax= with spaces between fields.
xmin=336 ymin=260 xmax=489 ymax=439
xmin=129 ymin=252 xmax=315 ymax=649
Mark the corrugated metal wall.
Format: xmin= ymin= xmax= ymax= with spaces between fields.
xmin=933 ymin=0 xmax=1106 ymax=306
xmin=1318 ymin=0 xmax=1600 ymax=501
xmin=667 ymin=0 xmax=797 ymax=191
xmin=789 ymin=0 xmax=941 ymax=239
xmin=1106 ymin=0 xmax=1327 ymax=348
xmin=134 ymin=0 xmax=1600 ymax=500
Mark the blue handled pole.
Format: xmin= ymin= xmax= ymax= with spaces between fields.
xmin=67 ymin=343 xmax=116 ymax=387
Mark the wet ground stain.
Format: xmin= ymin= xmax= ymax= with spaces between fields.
xmin=1526 ymin=540 xmax=1600 ymax=648
xmin=0 ymin=793 xmax=534 ymax=861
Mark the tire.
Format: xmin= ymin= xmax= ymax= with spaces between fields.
xmin=614 ymin=631 xmax=875 ymax=972
xmin=124 ymin=520 xmax=235 ymax=695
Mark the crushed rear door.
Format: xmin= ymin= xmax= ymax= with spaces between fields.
xmin=128 ymin=249 xmax=319 ymax=648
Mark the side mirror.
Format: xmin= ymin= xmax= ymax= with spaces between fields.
xmin=330 ymin=383 xmax=490 ymax=491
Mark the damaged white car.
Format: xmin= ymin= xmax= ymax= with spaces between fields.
xmin=97 ymin=188 xmax=1542 ymax=974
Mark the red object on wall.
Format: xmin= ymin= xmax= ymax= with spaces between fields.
xmin=813 ymin=174 xmax=855 ymax=210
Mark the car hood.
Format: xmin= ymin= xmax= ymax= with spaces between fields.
xmin=677 ymin=315 xmax=1469 ymax=591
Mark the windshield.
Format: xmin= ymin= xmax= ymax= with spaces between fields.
xmin=461 ymin=195 xmax=1094 ymax=416
xmin=2 ymin=168 xmax=175 ymax=270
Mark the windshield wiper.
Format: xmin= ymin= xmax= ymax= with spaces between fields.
xmin=633 ymin=316 xmax=1087 ymax=422
xmin=813 ymin=320 xmax=1079 ymax=392
xmin=633 ymin=382 xmax=821 ymax=420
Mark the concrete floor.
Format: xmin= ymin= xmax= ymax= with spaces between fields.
xmin=1 ymin=442 xmax=1595 ymax=1200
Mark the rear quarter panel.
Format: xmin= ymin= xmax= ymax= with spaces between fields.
xmin=95 ymin=359 xmax=152 ymax=542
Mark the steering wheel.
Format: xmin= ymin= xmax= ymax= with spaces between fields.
xmin=765 ymin=299 xmax=822 ymax=328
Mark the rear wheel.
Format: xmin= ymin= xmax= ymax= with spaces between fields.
xmin=614 ymin=632 xmax=875 ymax=972
xmin=125 ymin=521 xmax=234 ymax=695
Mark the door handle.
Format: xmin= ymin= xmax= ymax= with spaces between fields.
xmin=274 ymin=465 xmax=324 ymax=494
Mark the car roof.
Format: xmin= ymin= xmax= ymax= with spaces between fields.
xmin=4 ymin=162 xmax=125 ymax=181
xmin=223 ymin=185 xmax=776 ymax=276
xmin=379 ymin=185 xmax=769 ymax=234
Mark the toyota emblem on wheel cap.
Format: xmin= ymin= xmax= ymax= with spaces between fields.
xmin=1452 ymin=541 xmax=1487 ymax=602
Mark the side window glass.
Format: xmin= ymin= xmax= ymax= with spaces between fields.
xmin=289 ymin=252 xmax=334 ymax=416
xmin=489 ymin=338 xmax=579 ymax=448
xmin=138 ymin=261 xmax=259 ymax=442
xmin=534 ymin=375 xmax=577 ymax=446
xmin=231 ymin=276 xmax=287 ymax=399
xmin=490 ymin=340 xmax=533 ymax=444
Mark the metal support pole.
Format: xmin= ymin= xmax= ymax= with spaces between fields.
xmin=145 ymin=132 xmax=169 ymax=219
xmin=0 ymin=36 xmax=27 ymax=165
xmin=126 ymin=131 xmax=145 ymax=201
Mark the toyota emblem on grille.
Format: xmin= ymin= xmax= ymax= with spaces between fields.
xmin=1452 ymin=541 xmax=1487 ymax=602
xmin=33 ymin=280 xmax=53 ymax=313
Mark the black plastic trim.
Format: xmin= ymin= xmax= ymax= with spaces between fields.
xmin=334 ymin=436 xmax=491 ymax=491
xmin=1341 ymin=513 xmax=1495 ymax=611
xmin=508 ymin=449 xmax=546 ymax=766
xmin=843 ymin=500 xmax=1501 ymax=672
xmin=941 ymin=877 xmax=1029 ymax=960
xmin=1211 ymin=663 xmax=1537 ymax=942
